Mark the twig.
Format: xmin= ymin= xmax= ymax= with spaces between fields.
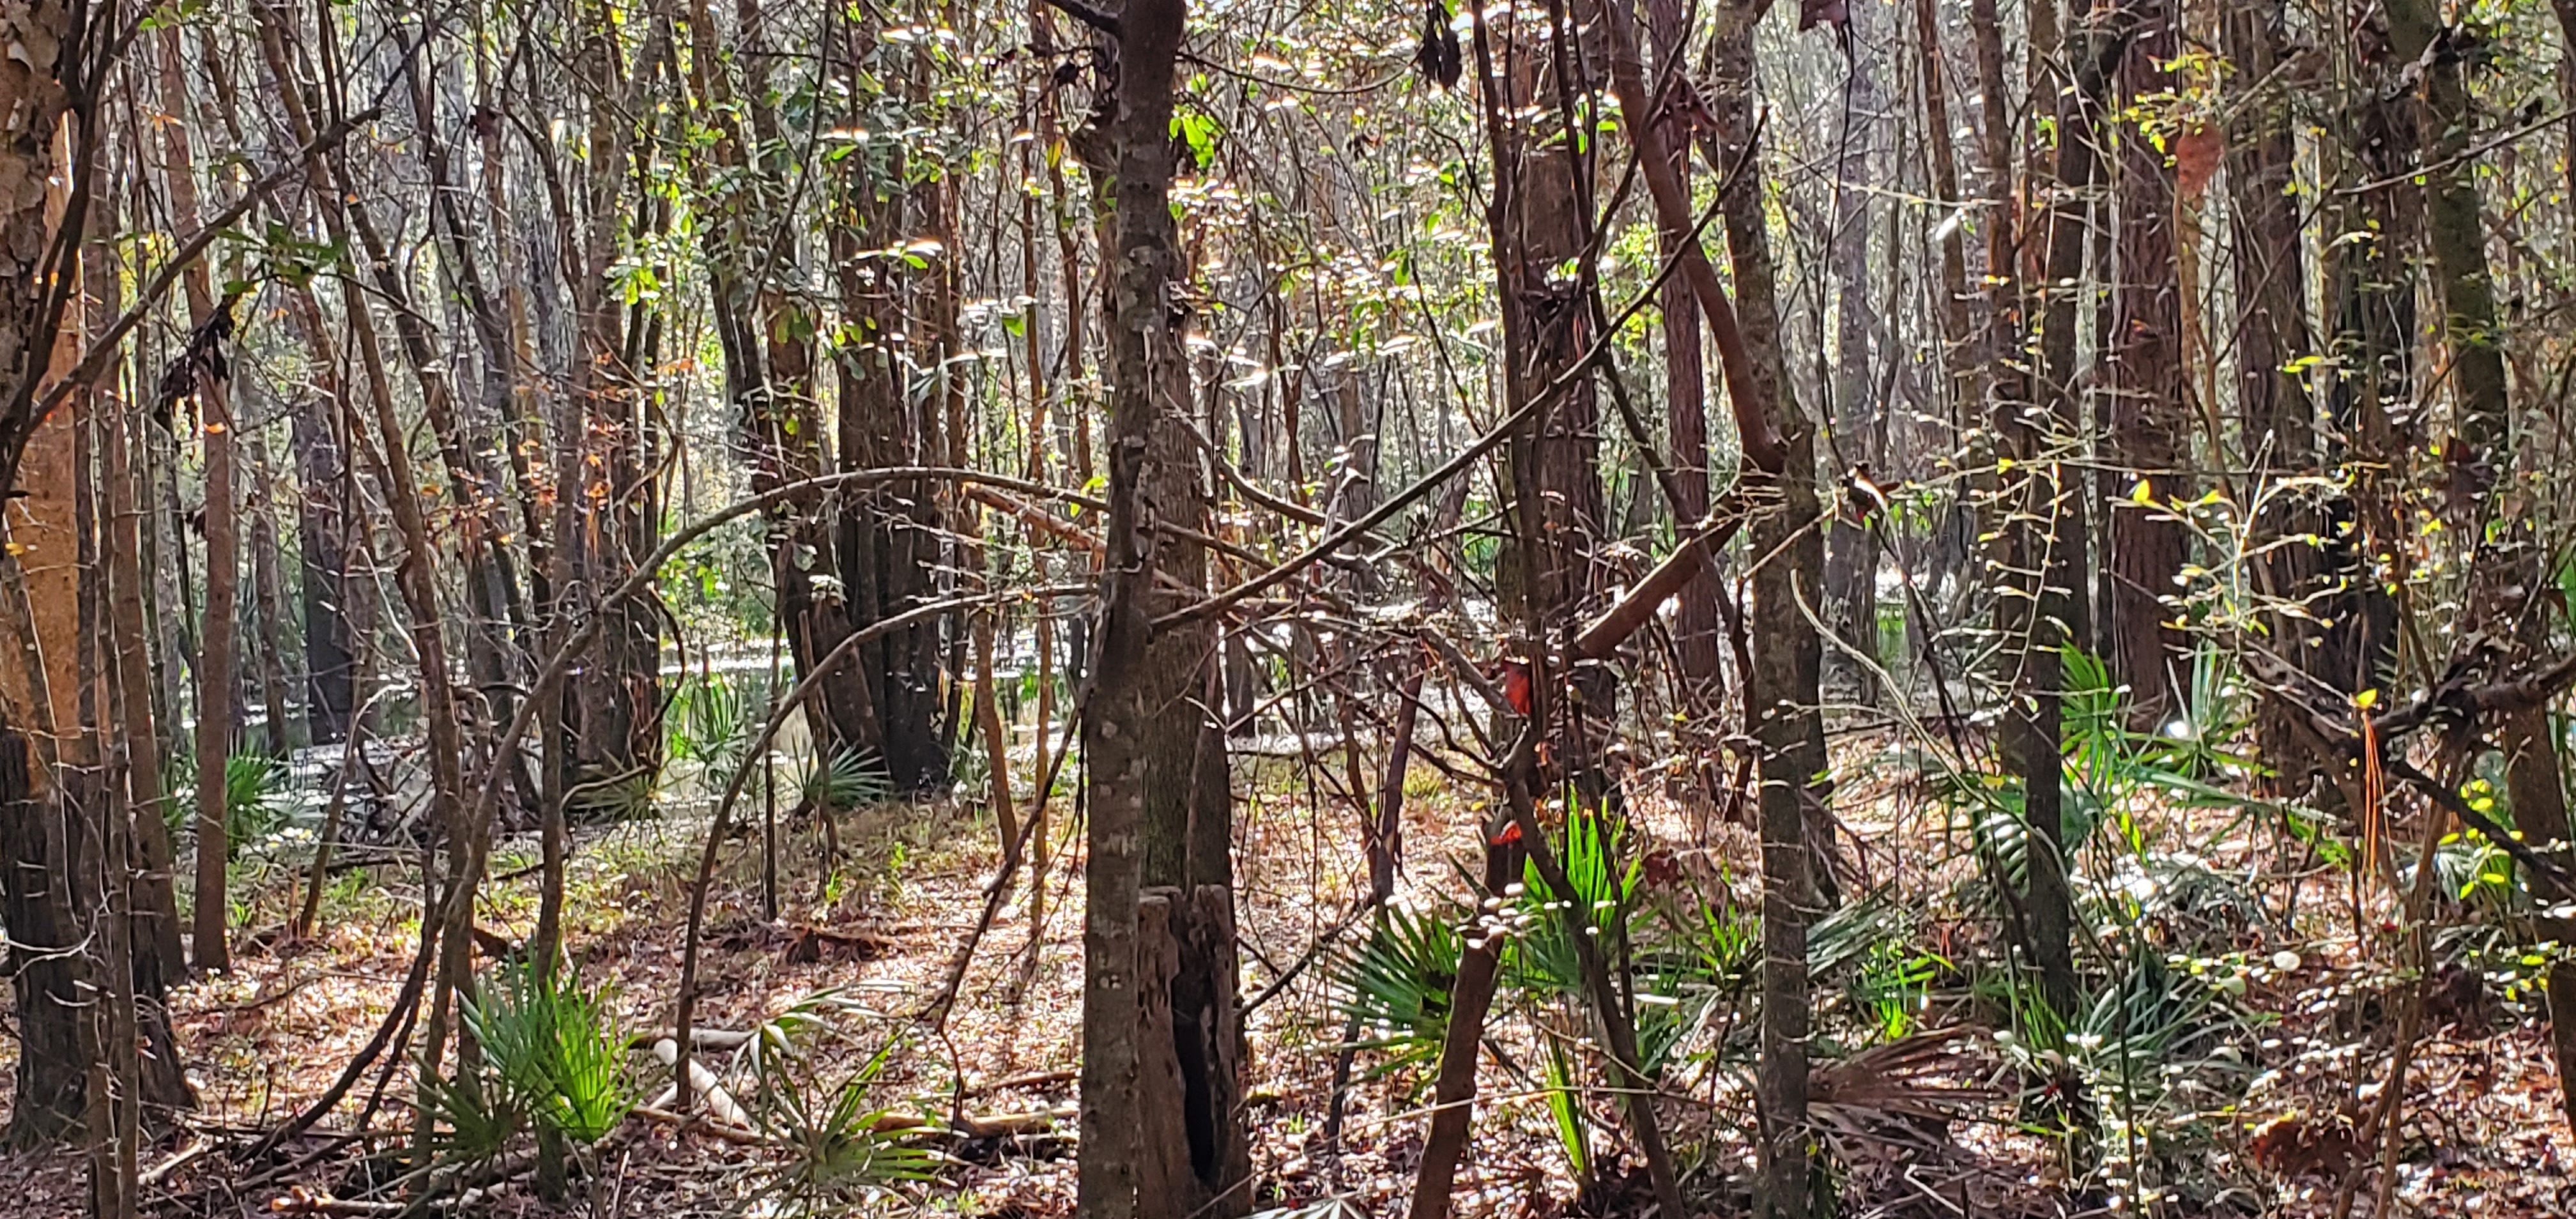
xmin=34 ymin=109 xmax=383 ymax=428
xmin=968 ymin=1068 xmax=1078 ymax=1096
xmin=1155 ymin=148 xmax=1749 ymax=632
xmin=2383 ymin=758 xmax=2575 ymax=892
xmin=2337 ymin=106 xmax=2574 ymax=195
xmin=1240 ymin=901 xmax=1369 ymax=1016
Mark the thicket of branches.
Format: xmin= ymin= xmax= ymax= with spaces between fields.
xmin=2 ymin=0 xmax=2575 ymax=1213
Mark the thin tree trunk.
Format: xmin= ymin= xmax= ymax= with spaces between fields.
xmin=246 ymin=429 xmax=297 ymax=755
xmin=1704 ymin=4 xmax=1826 ymax=1211
xmin=190 ymin=340 xmax=238 ymax=974
xmin=72 ymin=365 xmax=130 ymax=1218
xmin=1027 ymin=599 xmax=1056 ymax=962
xmin=1823 ymin=10 xmax=1883 ymax=705
xmin=1913 ymin=0 xmax=1984 ymax=677
xmin=287 ymin=378 xmax=356 ymax=746
xmin=1644 ymin=0 xmax=1721 ymax=699
xmin=2225 ymin=0 xmax=2327 ymax=782
xmin=2006 ymin=6 xmax=2128 ymax=1022
xmin=974 ymin=609 xmax=1018 ymax=869
xmin=2103 ymin=0 xmax=2186 ymax=718
xmin=96 ymin=213 xmax=190 ymax=993
xmin=1404 ymin=822 xmax=1524 ymax=1219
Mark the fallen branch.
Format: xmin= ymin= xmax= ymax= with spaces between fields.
xmin=870 ymin=1105 xmax=1077 ymax=1138
xmin=263 ymin=1193 xmax=406 ymax=1217
xmin=967 ymin=1068 xmax=1078 ymax=1096
xmin=650 ymin=1038 xmax=751 ymax=1128
xmin=139 ymin=1139 xmax=212 ymax=1188
xmin=627 ymin=1027 xmax=755 ymax=1052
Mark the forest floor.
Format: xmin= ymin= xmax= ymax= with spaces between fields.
xmin=4 ymin=732 xmax=2576 ymax=1216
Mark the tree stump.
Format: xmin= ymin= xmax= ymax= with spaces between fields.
xmin=1135 ymin=885 xmax=1250 ymax=1219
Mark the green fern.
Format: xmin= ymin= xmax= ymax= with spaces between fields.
xmin=418 ymin=1055 xmax=524 ymax=1165
xmin=451 ymin=961 xmax=635 ymax=1147
xmin=748 ymin=1039 xmax=939 ymax=1212
xmin=1328 ymin=902 xmax=1463 ymax=1078
xmin=222 ymin=755 xmax=293 ymax=859
xmin=802 ymin=746 xmax=893 ymax=811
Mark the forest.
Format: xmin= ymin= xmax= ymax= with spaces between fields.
xmin=0 ymin=0 xmax=2572 ymax=1213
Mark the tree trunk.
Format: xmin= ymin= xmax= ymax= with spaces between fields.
xmin=1134 ymin=887 xmax=1252 ymax=1219
xmin=2317 ymin=87 xmax=2411 ymax=702
xmin=245 ymin=429 xmax=297 ymax=756
xmin=0 ymin=332 xmax=95 ymax=1149
xmin=0 ymin=27 xmax=200 ymax=1132
xmin=1709 ymin=6 xmax=1825 ymax=1213
xmin=288 ymin=387 xmax=356 ymax=746
xmin=1913 ymin=0 xmax=1984 ymax=671
xmin=1405 ymin=815 xmax=1523 ymax=1219
xmin=1823 ymin=8 xmax=1883 ymax=705
xmin=190 ymin=334 xmax=238 ymax=974
xmin=2225 ymin=0 xmax=2330 ymax=783
xmin=93 ymin=194 xmax=190 ymax=994
xmin=1646 ymin=0 xmax=1722 ymax=710
xmin=1079 ymin=1 xmax=1206 ymax=1215
xmin=0 ymin=721 xmax=90 ymax=1147
xmin=2386 ymin=0 xmax=2575 ymax=1137
xmin=2005 ymin=6 xmax=2126 ymax=1022
xmin=973 ymin=609 xmax=1018 ymax=870
xmin=2103 ymin=0 xmax=2186 ymax=717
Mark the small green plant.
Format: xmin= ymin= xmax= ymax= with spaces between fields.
xmin=1852 ymin=941 xmax=1942 ymax=1043
xmin=1632 ymin=896 xmax=1754 ymax=1077
xmin=802 ymin=745 xmax=894 ymax=811
xmin=421 ymin=960 xmax=634 ymax=1172
xmin=1506 ymin=807 xmax=1639 ymax=1000
xmin=418 ymin=1055 xmax=523 ymax=1165
xmin=669 ymin=672 xmax=769 ymax=794
xmin=476 ymin=963 xmax=633 ymax=1143
xmin=1329 ymin=900 xmax=1464 ymax=1080
xmin=569 ymin=767 xmax=660 ymax=824
xmin=1540 ymin=1032 xmax=1590 ymax=1179
xmin=222 ymin=755 xmax=294 ymax=859
xmin=740 ymin=991 xmax=940 ymax=1212
xmin=948 ymin=730 xmax=992 ymax=801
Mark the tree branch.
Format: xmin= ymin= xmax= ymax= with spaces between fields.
xmin=1039 ymin=0 xmax=1121 ymax=37
xmin=36 ymin=107 xmax=380 ymax=428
